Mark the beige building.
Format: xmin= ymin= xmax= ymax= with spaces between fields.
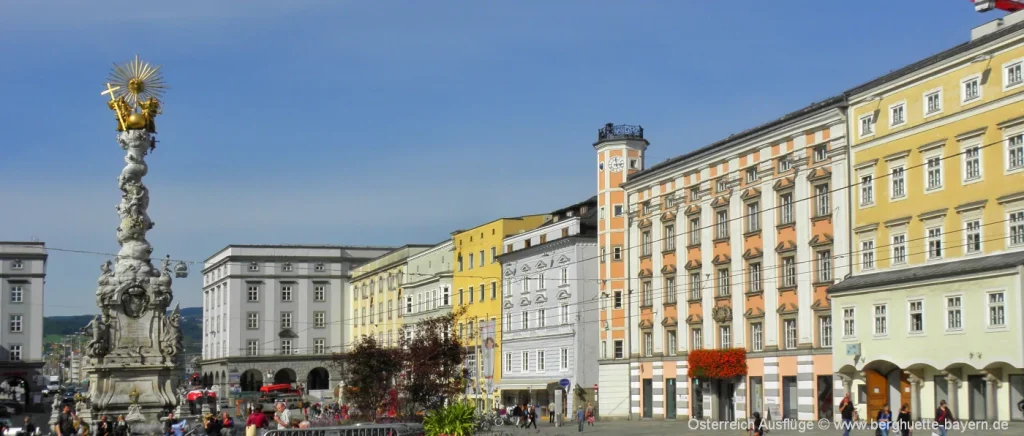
xmin=349 ymin=245 xmax=434 ymax=347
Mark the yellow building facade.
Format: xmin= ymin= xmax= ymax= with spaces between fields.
xmin=350 ymin=245 xmax=433 ymax=348
xmin=830 ymin=15 xmax=1024 ymax=423
xmin=452 ymin=215 xmax=550 ymax=408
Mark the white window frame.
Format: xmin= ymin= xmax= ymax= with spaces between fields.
xmin=965 ymin=219 xmax=982 ymax=255
xmin=986 ymin=290 xmax=1006 ymax=329
xmin=923 ymin=87 xmax=943 ymax=117
xmin=504 ymin=352 xmax=513 ymax=373
xmin=280 ymin=312 xmax=293 ymax=329
xmin=746 ymin=201 xmax=761 ymax=233
xmin=719 ymin=325 xmax=731 ymax=349
xmin=1002 ymin=57 xmax=1023 ymax=91
xmin=1009 ymin=210 xmax=1024 ymax=247
xmin=783 ymin=319 xmax=797 ymax=350
xmin=314 ymin=338 xmax=326 ymax=354
xmin=816 ymin=250 xmax=832 ymax=283
xmin=9 ymin=286 xmax=23 ymax=304
xmin=819 ymin=315 xmax=832 ymax=348
xmin=861 ymin=240 xmax=875 ymax=271
xmin=860 ymin=174 xmax=874 ymax=207
xmin=908 ymin=299 xmax=924 ymax=335
xmin=946 ymin=295 xmax=964 ymax=332
xmin=859 ymin=113 xmax=875 ymax=138
xmin=750 ymin=322 xmax=763 ymax=352
xmin=842 ymin=307 xmax=856 ymax=338
xmin=314 ymin=311 xmax=326 ymax=328
xmin=667 ymin=329 xmax=678 ymax=356
xmin=890 ymin=165 xmax=906 ymax=200
xmin=814 ymin=184 xmax=831 ymax=217
xmin=746 ymin=167 xmax=758 ymax=183
xmin=560 ymin=303 xmax=570 ymax=325
xmin=247 ymin=312 xmax=259 ymax=329
xmin=280 ymin=285 xmax=293 ymax=302
xmin=961 ymin=73 xmax=982 ymax=105
xmin=314 ymin=285 xmax=326 ymax=302
xmin=778 ymin=154 xmax=792 ymax=172
xmin=9 ymin=315 xmax=22 ymax=333
xmin=613 ymin=205 xmax=623 ymax=217
xmin=963 ymin=143 xmax=983 ymax=183
xmin=614 ymin=340 xmax=624 ymax=359
xmin=246 ymin=340 xmax=259 ymax=357
xmin=927 ymin=226 xmax=944 ymax=261
xmin=873 ymin=304 xmax=888 ymax=337
xmin=9 ymin=345 xmax=21 ymax=362
xmin=814 ymin=144 xmax=828 ymax=162
xmin=888 ymin=101 xmax=907 ymax=128
xmin=280 ymin=339 xmax=293 ymax=355
xmin=561 ymin=347 xmax=569 ymax=370
xmin=925 ymin=153 xmax=943 ymax=192
xmin=892 ymin=233 xmax=908 ymax=265
xmin=521 ymin=310 xmax=529 ymax=330
xmin=1006 ymin=130 xmax=1024 ymax=174
xmin=643 ymin=332 xmax=653 ymax=357
xmin=247 ymin=285 xmax=259 ymax=302
xmin=537 ymin=350 xmax=546 ymax=372
xmin=692 ymin=328 xmax=702 ymax=350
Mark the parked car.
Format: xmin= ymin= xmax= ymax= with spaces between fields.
xmin=0 ymin=401 xmax=23 ymax=415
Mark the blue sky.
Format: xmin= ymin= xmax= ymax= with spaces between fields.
xmin=0 ymin=1 xmax=1002 ymax=315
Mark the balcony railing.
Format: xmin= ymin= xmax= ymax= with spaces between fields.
xmin=597 ymin=123 xmax=644 ymax=142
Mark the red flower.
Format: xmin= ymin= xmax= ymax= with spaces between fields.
xmin=687 ymin=348 xmax=747 ymax=379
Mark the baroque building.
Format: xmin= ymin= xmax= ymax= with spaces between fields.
xmin=452 ymin=215 xmax=549 ymax=410
xmin=350 ymin=245 xmax=434 ymax=347
xmin=199 ymin=244 xmax=392 ymax=400
xmin=400 ymin=241 xmax=455 ymax=341
xmin=497 ymin=197 xmax=599 ymax=416
xmin=829 ymin=11 xmax=1024 ymax=423
xmin=595 ymin=101 xmax=850 ymax=420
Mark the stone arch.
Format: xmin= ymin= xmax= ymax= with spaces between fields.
xmin=0 ymin=376 xmax=30 ymax=409
xmin=240 ymin=369 xmax=263 ymax=392
xmin=861 ymin=359 xmax=909 ymax=422
xmin=307 ymin=367 xmax=330 ymax=390
xmin=274 ymin=368 xmax=297 ymax=384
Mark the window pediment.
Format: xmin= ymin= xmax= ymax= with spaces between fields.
xmin=712 ymin=254 xmax=731 ymax=265
xmin=711 ymin=196 xmax=730 ymax=208
xmin=661 ymin=264 xmax=677 ymax=274
xmin=661 ymin=317 xmax=678 ymax=327
xmin=809 ymin=234 xmax=834 ymax=247
xmin=638 ymin=218 xmax=653 ymax=229
xmin=661 ymin=211 xmax=677 ymax=222
xmin=685 ymin=205 xmax=702 ymax=216
xmin=685 ymin=314 xmax=703 ymax=325
xmin=773 ymin=176 xmax=795 ymax=191
xmin=740 ymin=188 xmax=761 ymax=201
xmin=685 ymin=260 xmax=702 ymax=270
xmin=638 ymin=268 xmax=652 ymax=278
xmin=806 ymin=167 xmax=832 ymax=182
xmin=743 ymin=248 xmax=763 ymax=260
xmin=775 ymin=240 xmax=798 ymax=253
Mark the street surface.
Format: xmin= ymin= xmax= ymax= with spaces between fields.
xmin=479 ymin=419 xmax=1024 ymax=436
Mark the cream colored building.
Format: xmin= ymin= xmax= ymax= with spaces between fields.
xmin=350 ymin=245 xmax=433 ymax=347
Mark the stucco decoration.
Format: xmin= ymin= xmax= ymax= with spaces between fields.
xmin=711 ymin=306 xmax=733 ymax=324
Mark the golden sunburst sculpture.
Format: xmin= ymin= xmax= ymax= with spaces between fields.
xmin=102 ymin=55 xmax=166 ymax=133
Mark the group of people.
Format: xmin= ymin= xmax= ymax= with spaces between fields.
xmin=55 ymin=404 xmax=131 ymax=436
xmin=834 ymin=393 xmax=956 ymax=436
xmin=502 ymin=401 xmax=596 ymax=432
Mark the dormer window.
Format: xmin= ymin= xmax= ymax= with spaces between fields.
xmin=11 ymin=260 xmax=23 ymax=270
xmin=282 ymin=263 xmax=293 ymax=272
xmin=314 ymin=263 xmax=326 ymax=272
xmin=248 ymin=262 xmax=259 ymax=272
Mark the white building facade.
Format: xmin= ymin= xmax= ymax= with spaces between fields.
xmin=198 ymin=244 xmax=392 ymax=399
xmin=0 ymin=242 xmax=47 ymax=404
xmin=498 ymin=198 xmax=599 ymax=415
xmin=402 ymin=241 xmax=454 ymax=340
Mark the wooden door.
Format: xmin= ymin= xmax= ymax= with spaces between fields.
xmin=899 ymin=374 xmax=911 ymax=411
xmin=865 ymin=370 xmax=888 ymax=422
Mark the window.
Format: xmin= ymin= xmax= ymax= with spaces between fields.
xmin=667 ymin=329 xmax=677 ymax=355
xmin=779 ymin=193 xmax=794 ymax=224
xmin=748 ymin=263 xmax=762 ymax=293
xmin=370 ymin=306 xmax=375 ymax=324
xmin=314 ymin=285 xmax=326 ymax=302
xmin=909 ymin=300 xmax=923 ymax=333
xmin=890 ymin=102 xmax=906 ymax=127
xmin=247 ymin=312 xmax=259 ymax=329
xmin=964 ymin=146 xmax=981 ymax=181
xmin=642 ymin=202 xmax=652 ymax=214
xmin=892 ymin=234 xmax=907 ymax=265
xmin=690 ymin=189 xmax=699 ymax=201
xmin=926 ymin=156 xmax=942 ymax=190
xmin=561 ymin=347 xmax=569 ymax=369
xmin=1011 ymin=211 xmax=1024 ymax=246
xmin=388 ymin=300 xmax=394 ymax=319
xmin=750 ymin=323 xmax=763 ymax=352
xmin=600 ymin=248 xmax=606 ymax=263
xmin=717 ymin=268 xmax=730 ymax=297
xmin=479 ymin=284 xmax=485 ymax=301
xmin=843 ymin=308 xmax=855 ymax=337
xmin=962 ymin=75 xmax=981 ymax=103
xmin=928 ymin=227 xmax=943 ymax=260
xmin=814 ymin=145 xmax=828 ymax=162
xmin=521 ymin=311 xmax=529 ymax=330
xmin=664 ymin=277 xmax=676 ymax=303
xmin=1004 ymin=59 xmax=1023 ymax=89
xmin=782 ymin=256 xmax=796 ymax=287
xmin=613 ymin=290 xmax=622 ymax=309
xmin=888 ymin=166 xmax=905 ymax=199
xmin=281 ymin=285 xmax=292 ymax=302
xmin=537 ymin=350 xmax=546 ymax=371
xmin=11 ymin=260 xmax=22 ymax=269
xmin=246 ymin=340 xmax=259 ymax=356
xmin=746 ymin=202 xmax=760 ymax=233
xmin=280 ymin=340 xmax=293 ymax=355
xmin=560 ymin=268 xmax=568 ymax=285
xmin=778 ymin=154 xmax=792 ymax=172
xmin=8 ymin=345 xmax=21 ymax=362
xmin=443 ymin=287 xmax=450 ymax=305
xmin=746 ymin=167 xmax=758 ymax=183
xmin=874 ymin=304 xmax=887 ymax=336
xmin=988 ymin=292 xmax=1005 ymax=327
xmin=10 ymin=286 xmax=22 ymax=303
xmin=715 ymin=209 xmax=729 ymax=239
xmin=783 ymin=319 xmax=797 ymax=350
xmin=716 ymin=179 xmax=728 ymax=192
xmin=612 ymin=247 xmax=622 ymax=261
xmin=504 ymin=312 xmax=513 ymax=331
xmin=861 ymin=241 xmax=875 ymax=270
xmin=815 ymin=184 xmax=830 ymax=217
xmin=689 ymin=272 xmax=701 ymax=300
xmin=819 ymin=316 xmax=832 ymax=347
xmin=1009 ymin=133 xmax=1024 ymax=170
xmin=924 ymin=89 xmax=942 ymax=115
xmin=817 ymin=250 xmax=832 ymax=283
xmin=9 ymin=315 xmax=22 ymax=333
xmin=614 ymin=340 xmax=624 ymax=359
xmin=247 ymin=285 xmax=259 ymax=302
xmin=490 ymin=282 xmax=497 ymax=300
xmin=313 ymin=338 xmax=326 ymax=354
xmin=458 ymin=288 xmax=464 ymax=305
xmin=314 ymin=311 xmax=326 ymax=328
xmin=664 ymin=225 xmax=675 ymax=250
xmin=521 ymin=351 xmax=530 ymax=373
xmin=860 ymin=175 xmax=873 ymax=206
xmin=468 ymin=253 xmax=474 ymax=270
xmin=719 ymin=326 xmax=731 ymax=349
xmin=314 ymin=263 xmax=325 ymax=272
xmin=406 ymin=296 xmax=413 ymax=314
xmin=536 ymin=308 xmax=546 ymax=327
xmin=642 ymin=231 xmax=652 ymax=256
xmin=281 ymin=312 xmax=292 ymax=329
xmin=641 ymin=281 xmax=653 ymax=306
xmin=560 ymin=303 xmax=570 ymax=324
xmin=601 ymin=341 xmax=607 ymax=359
xmin=248 ymin=262 xmax=259 ymax=271
xmin=689 ymin=218 xmax=701 ymax=246
xmin=966 ymin=220 xmax=982 ymax=254
xmin=613 ymin=205 xmax=623 ymax=216
xmin=859 ymin=114 xmax=875 ymax=137
xmin=491 ymin=247 xmax=497 ymax=263
xmin=947 ymin=296 xmax=963 ymax=331
xmin=479 ymin=250 xmax=484 ymax=267
xmin=643 ymin=332 xmax=653 ymax=357
xmin=457 ymin=255 xmax=463 ymax=272
xmin=504 ymin=353 xmax=513 ymax=373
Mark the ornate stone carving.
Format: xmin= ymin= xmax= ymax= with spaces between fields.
xmin=711 ymin=306 xmax=733 ymax=324
xmin=86 ymin=314 xmax=111 ymax=358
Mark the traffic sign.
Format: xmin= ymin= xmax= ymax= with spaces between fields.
xmin=559 ymin=379 xmax=570 ymax=388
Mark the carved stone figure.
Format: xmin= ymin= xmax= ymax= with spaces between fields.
xmin=162 ymin=305 xmax=182 ymax=357
xmin=86 ymin=314 xmax=111 ymax=358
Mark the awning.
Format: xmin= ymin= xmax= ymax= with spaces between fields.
xmin=498 ymin=379 xmax=561 ymax=390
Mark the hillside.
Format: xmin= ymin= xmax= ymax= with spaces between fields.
xmin=44 ymin=307 xmax=203 ymax=354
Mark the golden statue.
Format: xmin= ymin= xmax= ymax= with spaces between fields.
xmin=101 ymin=55 xmax=166 ymax=132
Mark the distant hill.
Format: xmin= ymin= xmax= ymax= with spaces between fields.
xmin=44 ymin=307 xmax=203 ymax=355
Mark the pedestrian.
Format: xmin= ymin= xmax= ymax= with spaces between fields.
xmin=56 ymin=405 xmax=76 ymax=436
xmin=94 ymin=416 xmax=109 ymax=436
xmin=576 ymin=406 xmax=584 ymax=433
xmin=896 ymin=403 xmax=911 ymax=436
xmin=549 ymin=401 xmax=556 ymax=424
xmin=750 ymin=411 xmax=763 ymax=436
xmin=273 ymin=402 xmax=293 ymax=430
xmin=935 ymin=400 xmax=953 ymax=436
xmin=245 ymin=404 xmax=269 ymax=436
xmin=527 ymin=405 xmax=538 ymax=430
xmin=220 ymin=412 xmax=235 ymax=436
xmin=586 ymin=403 xmax=594 ymax=426
xmin=111 ymin=416 xmax=129 ymax=436
xmin=16 ymin=417 xmax=36 ymax=436
xmin=838 ymin=393 xmax=856 ymax=436
xmin=513 ymin=404 xmax=522 ymax=427
xmin=876 ymin=404 xmax=892 ymax=436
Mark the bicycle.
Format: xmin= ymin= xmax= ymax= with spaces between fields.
xmin=474 ymin=413 xmax=494 ymax=432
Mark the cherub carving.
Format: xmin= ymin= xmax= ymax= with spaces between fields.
xmin=138 ymin=97 xmax=161 ymax=134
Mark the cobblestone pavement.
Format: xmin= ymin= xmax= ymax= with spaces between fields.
xmin=478 ymin=419 xmax=1024 ymax=436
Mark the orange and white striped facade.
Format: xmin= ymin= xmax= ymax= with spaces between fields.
xmin=594 ymin=104 xmax=850 ymax=421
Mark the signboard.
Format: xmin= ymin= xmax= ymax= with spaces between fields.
xmin=846 ymin=343 xmax=861 ymax=356
xmin=559 ymin=379 xmax=570 ymax=388
xmin=680 ymin=394 xmax=688 ymax=403
xmin=764 ymin=397 xmax=781 ymax=420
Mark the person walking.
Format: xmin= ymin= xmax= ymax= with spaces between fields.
xmin=527 ymin=405 xmax=538 ymax=430
xmin=549 ymin=401 xmax=556 ymax=425
xmin=576 ymin=406 xmax=585 ymax=433
xmin=111 ymin=416 xmax=129 ymax=436
xmin=896 ymin=403 xmax=911 ymax=436
xmin=585 ymin=403 xmax=594 ymax=426
xmin=750 ymin=411 xmax=764 ymax=436
xmin=838 ymin=393 xmax=856 ymax=436
xmin=935 ymin=400 xmax=953 ymax=436
xmin=876 ymin=404 xmax=892 ymax=436
xmin=56 ymin=405 xmax=76 ymax=436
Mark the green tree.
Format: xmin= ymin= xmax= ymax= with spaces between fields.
xmin=334 ymin=335 xmax=403 ymax=422
xmin=398 ymin=307 xmax=468 ymax=416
